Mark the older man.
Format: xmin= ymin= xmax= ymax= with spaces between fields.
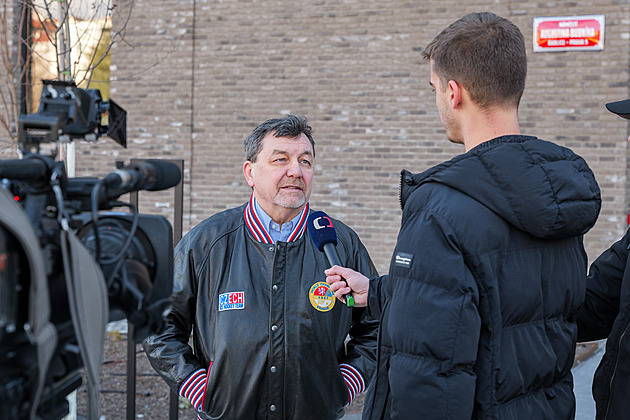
xmin=143 ymin=114 xmax=378 ymax=419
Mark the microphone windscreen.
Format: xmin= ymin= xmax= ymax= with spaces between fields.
xmin=307 ymin=211 xmax=338 ymax=252
xmin=143 ymin=160 xmax=182 ymax=191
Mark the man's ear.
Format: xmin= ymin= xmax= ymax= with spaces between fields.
xmin=448 ymin=79 xmax=462 ymax=108
xmin=243 ymin=161 xmax=255 ymax=187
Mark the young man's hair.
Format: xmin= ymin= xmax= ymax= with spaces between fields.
xmin=244 ymin=114 xmax=315 ymax=162
xmin=422 ymin=12 xmax=527 ymax=109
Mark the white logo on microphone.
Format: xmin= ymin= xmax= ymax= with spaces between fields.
xmin=313 ymin=216 xmax=333 ymax=230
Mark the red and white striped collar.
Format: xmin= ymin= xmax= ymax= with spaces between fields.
xmin=243 ymin=194 xmax=309 ymax=244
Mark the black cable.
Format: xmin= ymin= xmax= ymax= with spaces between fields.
xmin=104 ymin=202 xmax=140 ymax=287
xmin=90 ymin=179 xmax=106 ymax=263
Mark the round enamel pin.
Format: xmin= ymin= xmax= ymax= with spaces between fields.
xmin=309 ymin=282 xmax=336 ymax=312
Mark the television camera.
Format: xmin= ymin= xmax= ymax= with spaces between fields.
xmin=0 ymin=80 xmax=180 ymax=420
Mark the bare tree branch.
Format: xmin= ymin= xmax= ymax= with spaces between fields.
xmin=0 ymin=0 xmax=130 ymax=143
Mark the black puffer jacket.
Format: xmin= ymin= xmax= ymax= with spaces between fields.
xmin=143 ymin=203 xmax=378 ymax=419
xmin=363 ymin=135 xmax=601 ymax=419
xmin=577 ymin=228 xmax=630 ymax=420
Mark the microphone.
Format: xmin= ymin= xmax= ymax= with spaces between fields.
xmin=307 ymin=211 xmax=354 ymax=307
xmin=104 ymin=159 xmax=181 ymax=194
xmin=65 ymin=160 xmax=180 ymax=212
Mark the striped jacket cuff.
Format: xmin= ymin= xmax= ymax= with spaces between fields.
xmin=340 ymin=363 xmax=365 ymax=406
xmin=179 ymin=368 xmax=208 ymax=412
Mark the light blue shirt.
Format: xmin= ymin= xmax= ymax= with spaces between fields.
xmin=253 ymin=200 xmax=301 ymax=243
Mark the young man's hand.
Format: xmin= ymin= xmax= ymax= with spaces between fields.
xmin=325 ymin=265 xmax=369 ymax=307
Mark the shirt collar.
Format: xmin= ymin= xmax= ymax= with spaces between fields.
xmin=243 ymin=193 xmax=309 ymax=244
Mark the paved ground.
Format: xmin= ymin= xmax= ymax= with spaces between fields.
xmin=574 ymin=340 xmax=605 ymax=420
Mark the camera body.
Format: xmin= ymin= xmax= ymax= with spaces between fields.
xmin=0 ymin=81 xmax=177 ymax=420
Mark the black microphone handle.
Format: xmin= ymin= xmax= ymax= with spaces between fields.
xmin=322 ymin=242 xmax=342 ymax=267
xmin=322 ymin=242 xmax=354 ymax=307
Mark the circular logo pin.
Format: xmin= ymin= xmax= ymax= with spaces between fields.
xmin=309 ymin=282 xmax=336 ymax=312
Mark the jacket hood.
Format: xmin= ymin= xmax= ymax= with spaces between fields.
xmin=401 ymin=135 xmax=601 ymax=239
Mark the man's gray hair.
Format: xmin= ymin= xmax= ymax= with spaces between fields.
xmin=244 ymin=115 xmax=315 ymax=162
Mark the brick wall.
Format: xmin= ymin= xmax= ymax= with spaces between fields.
xmin=2 ymin=0 xmax=629 ymax=274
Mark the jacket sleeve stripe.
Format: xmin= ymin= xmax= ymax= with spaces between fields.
xmin=340 ymin=363 xmax=365 ymax=405
xmin=341 ymin=370 xmax=359 ymax=396
xmin=179 ymin=368 xmax=209 ymax=411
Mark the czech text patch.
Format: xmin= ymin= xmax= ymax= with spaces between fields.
xmin=219 ymin=291 xmax=245 ymax=311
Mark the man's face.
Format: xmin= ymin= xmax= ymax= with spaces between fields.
xmin=243 ymin=132 xmax=314 ymax=223
xmin=430 ymin=61 xmax=462 ymax=145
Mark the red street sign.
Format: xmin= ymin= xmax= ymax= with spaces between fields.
xmin=533 ymin=15 xmax=605 ymax=52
